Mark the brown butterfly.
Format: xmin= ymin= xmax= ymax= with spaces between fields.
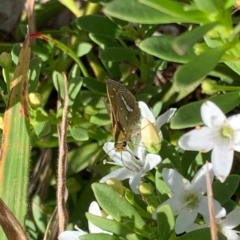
xmin=106 ymin=80 xmax=141 ymax=153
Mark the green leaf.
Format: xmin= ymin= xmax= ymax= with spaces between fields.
xmin=170 ymin=91 xmax=240 ymax=129
xmin=103 ymin=0 xmax=188 ymax=24
xmin=32 ymin=120 xmax=51 ymax=138
xmin=75 ymin=15 xmax=122 ymax=38
xmin=67 ymin=142 xmax=99 ymax=175
xmin=156 ymin=205 xmax=175 ymax=240
xmin=172 ymin=22 xmax=219 ymax=55
xmin=76 ymin=42 xmax=92 ymax=57
xmin=81 ymin=233 xmax=120 ymax=240
xmin=83 ymin=77 xmax=106 ymax=95
xmin=100 ymin=48 xmax=140 ymax=67
xmin=139 ymin=0 xmax=207 ymax=23
xmin=29 ymin=57 xmax=42 ymax=92
xmin=178 ymin=228 xmax=227 ymax=240
xmin=86 ymin=213 xmax=134 ymax=237
xmin=213 ymin=175 xmax=240 ymax=205
xmin=193 ymin=0 xmax=224 ymax=13
xmin=159 ymin=140 xmax=181 ymax=172
xmin=52 ymin=71 xmax=65 ymax=100
xmin=92 ymin=183 xmax=147 ymax=231
xmin=173 ymin=47 xmax=227 ymax=90
xmin=68 ymin=77 xmax=83 ymax=106
xmin=69 ymin=125 xmax=89 ymax=141
xmin=139 ymin=36 xmax=196 ymax=64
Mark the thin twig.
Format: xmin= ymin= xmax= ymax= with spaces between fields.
xmin=57 ymin=73 xmax=69 ymax=233
xmin=206 ymin=161 xmax=218 ymax=240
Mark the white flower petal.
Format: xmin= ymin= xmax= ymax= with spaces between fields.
xmin=211 ymin=144 xmax=234 ymax=182
xmin=201 ymin=101 xmax=226 ymax=128
xmin=162 ymin=168 xmax=190 ymax=194
xmin=58 ymin=230 xmax=86 ymax=240
xmin=138 ymin=101 xmax=155 ymax=123
xmin=100 ymin=168 xmax=133 ymax=183
xmin=191 ymin=163 xmax=213 ymax=193
xmin=155 ymin=198 xmax=183 ymax=217
xmin=222 ymin=229 xmax=240 ymax=240
xmin=175 ymin=208 xmax=198 ymax=234
xmin=129 ymin=172 xmax=142 ymax=194
xmin=233 ymin=131 xmax=240 ymax=152
xmin=156 ymin=108 xmax=177 ymax=130
xmin=223 ymin=208 xmax=240 ymax=229
xmin=89 ymin=201 xmax=101 ymax=216
xmin=228 ymin=114 xmax=240 ymax=131
xmin=198 ymin=197 xmax=226 ymax=218
xmin=178 ymin=127 xmax=214 ymax=152
xmin=143 ymin=154 xmax=161 ymax=172
xmin=186 ymin=223 xmax=208 ymax=232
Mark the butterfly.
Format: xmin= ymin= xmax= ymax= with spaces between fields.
xmin=106 ymin=80 xmax=141 ymax=153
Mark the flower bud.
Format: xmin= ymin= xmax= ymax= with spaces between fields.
xmin=0 ymin=52 xmax=12 ymax=69
xmin=106 ymin=178 xmax=124 ymax=196
xmin=147 ymin=205 xmax=156 ymax=214
xmin=138 ymin=183 xmax=153 ymax=196
xmin=29 ymin=92 xmax=42 ymax=108
xmin=124 ymin=188 xmax=134 ymax=203
xmin=201 ymin=79 xmax=218 ymax=94
xmin=141 ymin=118 xmax=161 ymax=153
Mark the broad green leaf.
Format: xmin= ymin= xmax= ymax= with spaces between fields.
xmin=89 ymin=34 xmax=121 ymax=48
xmin=100 ymin=48 xmax=140 ymax=67
xmin=139 ymin=36 xmax=196 ymax=64
xmin=32 ymin=120 xmax=51 ymax=138
xmin=178 ymin=228 xmax=227 ymax=240
xmin=172 ymin=22 xmax=219 ymax=55
xmin=193 ymin=0 xmax=224 ymax=13
xmin=173 ymin=47 xmax=227 ymax=90
xmin=68 ymin=142 xmax=99 ymax=175
xmin=213 ymin=175 xmax=240 ymax=205
xmin=103 ymin=0 xmax=188 ymax=24
xmin=156 ymin=205 xmax=175 ymax=240
xmin=86 ymin=213 xmax=134 ymax=237
xmin=170 ymin=91 xmax=240 ymax=129
xmin=75 ymin=15 xmax=122 ymax=38
xmin=76 ymin=42 xmax=92 ymax=57
xmin=81 ymin=233 xmax=120 ymax=240
xmin=69 ymin=125 xmax=89 ymax=141
xmin=139 ymin=0 xmax=207 ymax=23
xmin=92 ymin=183 xmax=147 ymax=231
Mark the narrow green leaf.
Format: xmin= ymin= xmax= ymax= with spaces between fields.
xmin=139 ymin=36 xmax=196 ymax=64
xmin=68 ymin=77 xmax=83 ymax=106
xmin=86 ymin=213 xmax=134 ymax=237
xmin=213 ymin=175 xmax=240 ymax=205
xmin=92 ymin=183 xmax=147 ymax=230
xmin=170 ymin=91 xmax=240 ymax=129
xmin=193 ymin=0 xmax=224 ymax=13
xmin=103 ymin=0 xmax=187 ymax=24
xmin=75 ymin=15 xmax=122 ymax=38
xmin=0 ymin=37 xmax=31 ymax=238
xmin=173 ymin=47 xmax=227 ymax=90
xmin=83 ymin=77 xmax=106 ymax=95
xmin=172 ymin=22 xmax=219 ymax=55
xmin=156 ymin=205 xmax=175 ymax=240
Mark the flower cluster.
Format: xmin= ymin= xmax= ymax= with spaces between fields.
xmin=59 ymin=101 xmax=240 ymax=240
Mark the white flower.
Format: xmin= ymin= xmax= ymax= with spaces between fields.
xmin=187 ymin=208 xmax=240 ymax=240
xmin=178 ymin=101 xmax=240 ymax=183
xmin=58 ymin=201 xmax=111 ymax=240
xmin=153 ymin=163 xmax=226 ymax=234
xmin=100 ymin=142 xmax=161 ymax=194
xmin=138 ymin=101 xmax=177 ymax=135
